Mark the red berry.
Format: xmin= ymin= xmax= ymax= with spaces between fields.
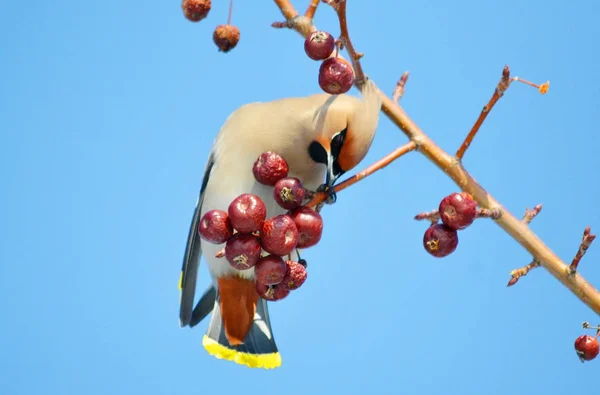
xmin=318 ymin=57 xmax=354 ymax=95
xmin=228 ymin=193 xmax=267 ymax=234
xmin=439 ymin=192 xmax=478 ymax=230
xmin=181 ymin=0 xmax=211 ymax=22
xmin=254 ymin=255 xmax=288 ymax=286
xmin=252 ymin=151 xmax=289 ymax=186
xmin=274 ymin=177 xmax=306 ymax=210
xmin=224 ymin=233 xmax=261 ymax=270
xmin=256 ymin=282 xmax=290 ymax=301
xmin=213 ymin=24 xmax=240 ymax=53
xmin=198 ymin=209 xmax=233 ymax=244
xmin=575 ymin=335 xmax=600 ymax=362
xmin=261 ymin=214 xmax=298 ymax=256
xmin=304 ymin=31 xmax=335 ymax=61
xmin=289 ymin=206 xmax=323 ymax=248
xmin=280 ymin=260 xmax=307 ymax=291
xmin=423 ymin=224 xmax=459 ymax=258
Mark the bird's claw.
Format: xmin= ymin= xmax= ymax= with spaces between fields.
xmin=316 ymin=184 xmax=337 ymax=205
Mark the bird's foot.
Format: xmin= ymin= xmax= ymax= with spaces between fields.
xmin=316 ymin=183 xmax=337 ymax=205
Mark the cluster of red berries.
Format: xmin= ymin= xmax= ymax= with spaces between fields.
xmin=304 ymin=31 xmax=354 ymax=95
xmin=198 ymin=152 xmax=324 ymax=301
xmin=181 ymin=0 xmax=240 ymax=53
xmin=422 ymin=192 xmax=479 ymax=258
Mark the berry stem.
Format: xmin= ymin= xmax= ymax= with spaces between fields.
xmin=227 ymin=0 xmax=233 ymax=25
xmin=582 ymin=322 xmax=600 ymax=331
xmin=569 ymin=226 xmax=596 ymax=274
xmin=582 ymin=322 xmax=600 ymax=339
xmin=304 ymin=0 xmax=320 ymax=19
xmin=273 ymin=0 xmax=600 ymax=316
xmin=392 ymin=71 xmax=410 ymax=103
xmin=334 ymin=39 xmax=343 ymax=58
xmin=306 ymin=141 xmax=417 ymax=208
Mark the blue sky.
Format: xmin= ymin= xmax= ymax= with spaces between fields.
xmin=2 ymin=0 xmax=600 ymax=394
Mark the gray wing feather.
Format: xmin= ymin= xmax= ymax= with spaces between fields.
xmin=179 ymin=154 xmax=215 ymax=327
xmin=189 ymin=285 xmax=217 ymax=328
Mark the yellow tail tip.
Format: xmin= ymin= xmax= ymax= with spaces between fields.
xmin=178 ymin=272 xmax=183 ymax=291
xmin=202 ymin=335 xmax=282 ymax=369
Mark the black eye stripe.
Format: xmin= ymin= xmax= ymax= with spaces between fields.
xmin=330 ymin=128 xmax=347 ymax=159
xmin=308 ymin=141 xmax=328 ymax=165
xmin=307 ymin=128 xmax=348 ymax=174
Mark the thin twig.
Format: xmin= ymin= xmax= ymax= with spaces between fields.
xmin=304 ymin=0 xmax=320 ymax=19
xmin=507 ymin=260 xmax=541 ymax=287
xmin=522 ymin=204 xmax=543 ymax=224
xmin=477 ymin=208 xmax=502 ymax=220
xmin=414 ymin=207 xmax=501 ymax=223
xmin=570 ymin=227 xmax=596 ymax=274
xmin=512 ymin=77 xmax=550 ymax=94
xmin=392 ymin=71 xmax=409 ymax=102
xmin=273 ymin=0 xmax=600 ymax=315
xmin=455 ymin=67 xmax=550 ymax=161
xmin=414 ymin=210 xmax=440 ymax=225
xmin=455 ymin=66 xmax=511 ymax=160
xmin=306 ymin=141 xmax=417 ymax=208
xmin=274 ymin=0 xmax=299 ymax=19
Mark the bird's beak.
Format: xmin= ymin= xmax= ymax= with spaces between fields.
xmin=325 ymin=151 xmax=340 ymax=188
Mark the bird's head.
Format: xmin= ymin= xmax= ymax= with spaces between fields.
xmin=308 ymin=78 xmax=383 ymax=187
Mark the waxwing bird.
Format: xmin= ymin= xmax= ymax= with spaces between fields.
xmin=178 ymin=78 xmax=383 ymax=369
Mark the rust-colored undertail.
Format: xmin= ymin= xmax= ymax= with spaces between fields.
xmin=217 ymin=276 xmax=259 ymax=346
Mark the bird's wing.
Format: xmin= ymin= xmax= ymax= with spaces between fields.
xmin=179 ymin=153 xmax=215 ymax=327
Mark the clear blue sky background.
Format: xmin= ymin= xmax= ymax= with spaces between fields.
xmin=2 ymin=1 xmax=600 ymax=394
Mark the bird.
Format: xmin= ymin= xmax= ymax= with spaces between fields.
xmin=178 ymin=78 xmax=383 ymax=369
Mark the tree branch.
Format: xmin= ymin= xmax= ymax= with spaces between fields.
xmin=304 ymin=0 xmax=320 ymax=19
xmin=306 ymin=141 xmax=416 ymax=208
xmin=272 ymin=0 xmax=600 ymax=315
xmin=455 ymin=66 xmax=511 ymax=160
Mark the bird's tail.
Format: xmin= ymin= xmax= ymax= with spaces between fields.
xmin=194 ymin=281 xmax=282 ymax=369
